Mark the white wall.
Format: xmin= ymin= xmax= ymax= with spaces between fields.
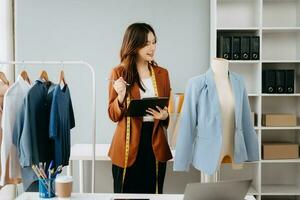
xmin=15 ymin=0 xmax=210 ymax=193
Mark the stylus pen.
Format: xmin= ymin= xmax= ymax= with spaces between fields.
xmin=106 ymin=78 xmax=130 ymax=86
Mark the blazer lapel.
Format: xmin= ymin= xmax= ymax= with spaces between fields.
xmin=152 ymin=66 xmax=164 ymax=128
xmin=206 ymin=68 xmax=222 ymax=119
xmin=206 ymin=68 xmax=241 ymax=130
xmin=152 ymin=66 xmax=163 ymax=97
xmin=229 ymin=72 xmax=241 ymax=128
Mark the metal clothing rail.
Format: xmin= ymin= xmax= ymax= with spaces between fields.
xmin=0 ymin=60 xmax=96 ymax=193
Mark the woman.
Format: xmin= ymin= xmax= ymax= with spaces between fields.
xmin=108 ymin=23 xmax=172 ymax=194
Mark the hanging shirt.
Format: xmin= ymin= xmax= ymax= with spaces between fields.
xmin=49 ymin=84 xmax=75 ymax=168
xmin=139 ymin=77 xmax=155 ymax=122
xmin=0 ymin=75 xmax=31 ymax=186
xmin=0 ymin=81 xmax=10 ymax=185
xmin=12 ymin=80 xmax=56 ymax=191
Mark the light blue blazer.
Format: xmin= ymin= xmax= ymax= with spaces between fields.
xmin=173 ymin=68 xmax=259 ymax=175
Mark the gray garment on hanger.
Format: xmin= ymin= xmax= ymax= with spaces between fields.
xmin=13 ymin=80 xmax=56 ymax=191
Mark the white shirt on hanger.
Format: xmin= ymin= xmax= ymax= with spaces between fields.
xmin=140 ymin=77 xmax=155 ymax=122
xmin=0 ymin=75 xmax=31 ymax=186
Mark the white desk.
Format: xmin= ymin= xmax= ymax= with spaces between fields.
xmin=16 ymin=192 xmax=256 ymax=200
xmin=68 ymin=144 xmax=175 ymax=193
xmin=16 ymin=192 xmax=183 ymax=200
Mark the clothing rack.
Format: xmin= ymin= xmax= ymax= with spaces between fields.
xmin=0 ymin=61 xmax=97 ymax=193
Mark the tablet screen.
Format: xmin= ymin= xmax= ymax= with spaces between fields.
xmin=126 ymin=97 xmax=169 ymax=117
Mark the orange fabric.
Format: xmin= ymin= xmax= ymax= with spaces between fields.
xmin=221 ymin=155 xmax=232 ymax=163
xmin=4 ymin=160 xmax=21 ymax=184
xmin=0 ymin=154 xmax=21 ymax=188
xmin=108 ymin=65 xmax=172 ymax=168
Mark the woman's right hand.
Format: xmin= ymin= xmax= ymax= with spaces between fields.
xmin=113 ymin=77 xmax=127 ymax=103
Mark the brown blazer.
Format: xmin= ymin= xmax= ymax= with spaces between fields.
xmin=108 ymin=65 xmax=172 ymax=168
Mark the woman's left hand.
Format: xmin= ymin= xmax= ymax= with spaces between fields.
xmin=146 ymin=106 xmax=169 ymax=120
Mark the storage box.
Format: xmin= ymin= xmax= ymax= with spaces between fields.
xmin=262 ymin=143 xmax=299 ymax=160
xmin=262 ymin=114 xmax=297 ymax=127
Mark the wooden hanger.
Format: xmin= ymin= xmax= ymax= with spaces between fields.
xmin=20 ymin=70 xmax=31 ymax=84
xmin=39 ymin=70 xmax=49 ymax=82
xmin=59 ymin=70 xmax=66 ymax=85
xmin=0 ymin=72 xmax=9 ymax=85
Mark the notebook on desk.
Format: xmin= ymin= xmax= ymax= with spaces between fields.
xmin=183 ymin=179 xmax=252 ymax=200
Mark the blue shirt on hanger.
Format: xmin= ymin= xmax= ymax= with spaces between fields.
xmin=49 ymin=84 xmax=75 ymax=168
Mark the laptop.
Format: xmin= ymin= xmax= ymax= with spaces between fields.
xmin=183 ymin=179 xmax=251 ymax=200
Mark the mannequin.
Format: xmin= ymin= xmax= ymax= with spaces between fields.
xmin=211 ymin=58 xmax=243 ymax=170
xmin=174 ymin=57 xmax=259 ymax=181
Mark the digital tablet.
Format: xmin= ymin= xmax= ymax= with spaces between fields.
xmin=125 ymin=97 xmax=169 ymax=117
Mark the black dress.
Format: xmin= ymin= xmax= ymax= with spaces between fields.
xmin=112 ymin=122 xmax=167 ymax=193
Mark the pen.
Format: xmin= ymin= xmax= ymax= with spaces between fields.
xmin=105 ymin=78 xmax=130 ymax=86
xmin=32 ymin=165 xmax=42 ymax=179
xmin=48 ymin=160 xmax=53 ymax=178
xmin=35 ymin=165 xmax=47 ymax=179
xmin=53 ymin=165 xmax=63 ymax=177
xmin=39 ymin=162 xmax=43 ymax=171
xmin=39 ymin=163 xmax=47 ymax=177
xmin=48 ymin=169 xmax=54 ymax=179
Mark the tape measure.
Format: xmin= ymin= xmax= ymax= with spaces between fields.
xmin=121 ymin=66 xmax=160 ymax=193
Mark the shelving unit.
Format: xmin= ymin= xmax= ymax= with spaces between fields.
xmin=211 ymin=0 xmax=300 ymax=199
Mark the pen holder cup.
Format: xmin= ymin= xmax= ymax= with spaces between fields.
xmin=39 ymin=178 xmax=55 ymax=198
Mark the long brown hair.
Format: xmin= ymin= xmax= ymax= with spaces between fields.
xmin=120 ymin=22 xmax=157 ymax=93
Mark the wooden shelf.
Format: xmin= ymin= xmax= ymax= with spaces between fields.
xmin=261 ymin=159 xmax=300 ymax=163
xmin=217 ymin=27 xmax=260 ymax=31
xmin=248 ymin=93 xmax=260 ymax=97
xmin=262 ymin=60 xmax=300 ymax=64
xmin=261 ymin=94 xmax=300 ymax=97
xmin=261 ymin=185 xmax=300 ymax=195
xmin=228 ymin=60 xmax=260 ymax=64
xmin=263 ymin=27 xmax=300 ymax=33
xmin=261 ymin=127 xmax=300 ymax=130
